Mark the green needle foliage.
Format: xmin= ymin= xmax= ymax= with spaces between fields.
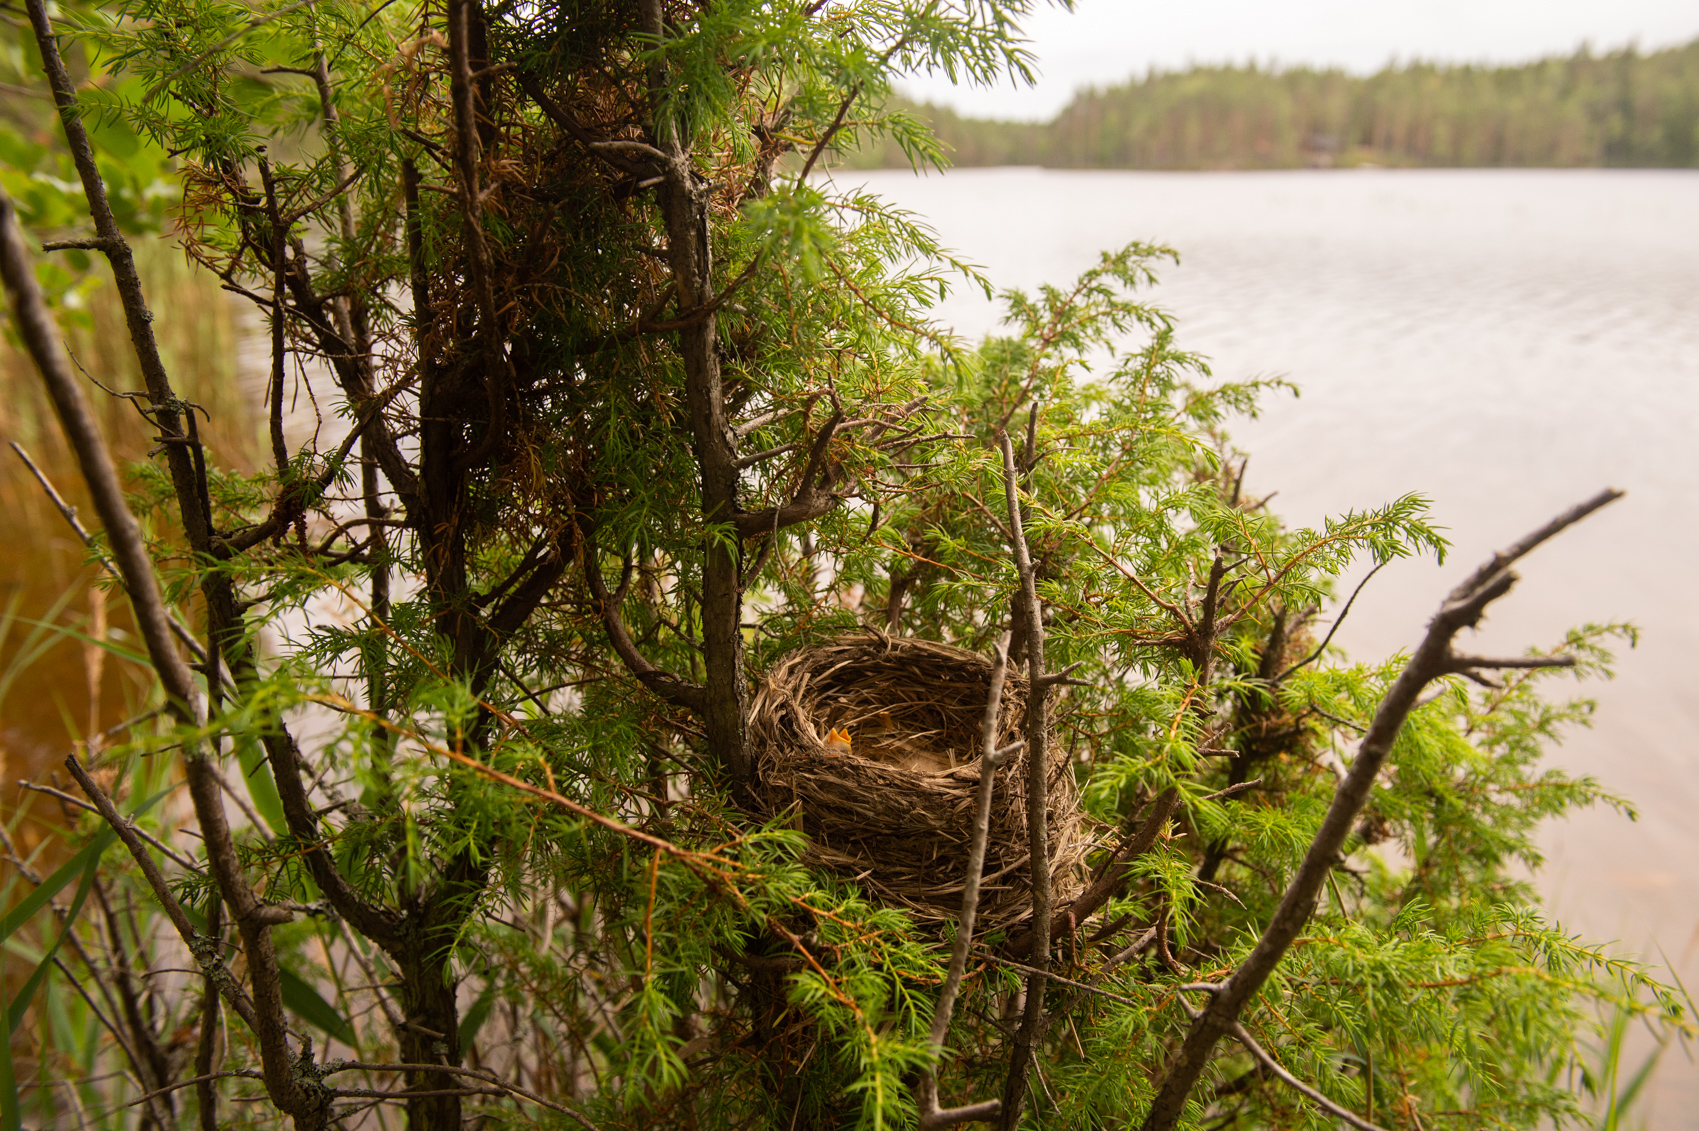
xmin=0 ymin=2 xmax=1685 ymax=1130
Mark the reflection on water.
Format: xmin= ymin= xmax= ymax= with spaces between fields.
xmin=848 ymin=165 xmax=1699 ymax=1127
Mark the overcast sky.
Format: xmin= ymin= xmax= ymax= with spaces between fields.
xmin=900 ymin=0 xmax=1699 ymax=120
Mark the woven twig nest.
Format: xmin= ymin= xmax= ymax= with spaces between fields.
xmin=750 ymin=632 xmax=1087 ymax=932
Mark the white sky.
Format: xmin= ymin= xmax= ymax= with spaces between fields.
xmin=900 ymin=0 xmax=1699 ymax=120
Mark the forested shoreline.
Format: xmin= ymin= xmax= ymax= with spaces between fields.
xmin=851 ymin=38 xmax=1699 ymax=169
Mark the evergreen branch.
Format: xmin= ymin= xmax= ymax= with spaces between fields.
xmin=581 ymin=532 xmax=707 ymax=714
xmin=140 ymin=0 xmax=317 ymax=104
xmin=1137 ymin=489 xmax=1624 ymax=1131
xmin=798 ymin=83 xmax=860 ymax=182
xmin=1226 ymin=1020 xmax=1390 ymax=1131
xmin=731 ymin=403 xmax=844 ymax=538
xmin=301 ymin=692 xmax=744 ymax=885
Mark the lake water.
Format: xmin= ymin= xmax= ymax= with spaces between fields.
xmin=844 ymin=167 xmax=1699 ymax=1124
xmin=4 ymin=166 xmax=1692 ymax=1120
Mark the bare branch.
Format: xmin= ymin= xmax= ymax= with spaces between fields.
xmin=734 ymin=440 xmax=802 ymax=469
xmin=1445 ymin=653 xmax=1577 ymax=673
xmin=0 ymin=196 xmax=199 ymax=716
xmin=1201 ymin=778 xmax=1263 ymax=803
xmin=258 ymin=156 xmax=292 ymax=486
xmin=41 ymin=236 xmax=118 ymax=251
xmin=216 ymin=375 xmax=412 ymax=554
xmin=321 ymin=1062 xmax=594 ymax=1123
xmin=1226 ymin=1020 xmax=1390 ymax=1131
xmin=798 ymin=84 xmax=860 ymax=182
xmin=1035 ymin=660 xmax=1086 ymax=688
xmin=1136 ymin=489 xmax=1624 ymax=1131
xmin=731 ymin=404 xmax=845 ymax=538
xmin=27 ymin=0 xmax=213 ymax=555
xmin=642 ymin=0 xmax=752 ymax=783
xmin=259 ymin=722 xmax=401 ymax=943
xmin=117 ymin=1070 xmax=265 ymax=1113
xmin=3 ymin=188 xmax=332 ymax=1129
xmin=60 ymin=753 xmax=258 ymax=1032
xmin=581 ymin=533 xmax=706 ymax=714
xmin=732 ymin=407 xmax=795 ymax=438
xmin=196 ymin=897 xmax=225 ymax=1131
xmin=17 ymin=782 xmax=202 ymax=872
xmin=1007 ymin=785 xmax=1178 ymax=958
xmin=638 ymin=252 xmax=763 ymax=334
xmin=923 ymin=1100 xmax=1005 ymax=1129
xmin=918 ymin=634 xmax=1013 ymax=1130
xmin=447 ymin=0 xmax=511 ymax=470
xmin=1448 ymin=489 xmax=1623 ymax=604
xmin=998 ymin=431 xmax=1055 ymax=1130
xmin=978 ymin=954 xmax=1147 ymax=1012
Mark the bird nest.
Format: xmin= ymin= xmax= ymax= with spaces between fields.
xmin=749 ymin=632 xmax=1087 ymax=933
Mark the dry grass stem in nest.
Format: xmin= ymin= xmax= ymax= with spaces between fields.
xmin=750 ymin=632 xmax=1086 ymax=933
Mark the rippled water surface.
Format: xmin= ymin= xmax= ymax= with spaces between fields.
xmin=848 ymin=166 xmax=1699 ymax=1124
xmin=3 ymin=166 xmax=1692 ymax=1120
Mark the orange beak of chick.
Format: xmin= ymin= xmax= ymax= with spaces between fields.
xmin=823 ymin=727 xmax=853 ymax=755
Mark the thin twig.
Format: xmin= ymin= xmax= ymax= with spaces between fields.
xmin=115 ymin=1070 xmax=265 ymax=1111
xmin=17 ymin=782 xmax=202 ymax=872
xmin=321 ymin=1061 xmax=597 ymax=1125
xmin=1137 ymin=489 xmax=1623 ymax=1131
xmin=59 ymin=752 xmax=258 ymax=1032
xmin=1226 ymin=1020 xmax=1391 ymax=1131
xmin=977 ymin=954 xmax=1146 ymax=1012
xmin=9 ymin=441 xmax=209 ymax=665
xmin=918 ymin=633 xmax=1014 ymax=1129
xmin=998 ymin=431 xmax=1054 ymax=1130
xmin=1274 ymin=560 xmax=1388 ymax=681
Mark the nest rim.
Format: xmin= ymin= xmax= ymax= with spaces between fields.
xmin=748 ymin=629 xmax=1087 ymax=933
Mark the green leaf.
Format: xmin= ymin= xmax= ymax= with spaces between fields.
xmin=234 ymin=733 xmax=289 ymax=836
xmin=279 ymin=966 xmax=357 ymax=1047
xmin=7 ymin=845 xmax=100 ymax=1036
xmin=0 ymin=785 xmax=170 ymax=944
xmin=459 ymin=979 xmax=498 ymax=1050
xmin=2 ymin=787 xmax=172 ymax=1038
xmin=0 ymin=1003 xmax=17 ymax=1131
xmin=0 ymin=827 xmax=115 ymax=945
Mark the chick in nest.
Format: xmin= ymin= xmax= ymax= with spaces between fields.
xmin=823 ymin=727 xmax=853 ymax=756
